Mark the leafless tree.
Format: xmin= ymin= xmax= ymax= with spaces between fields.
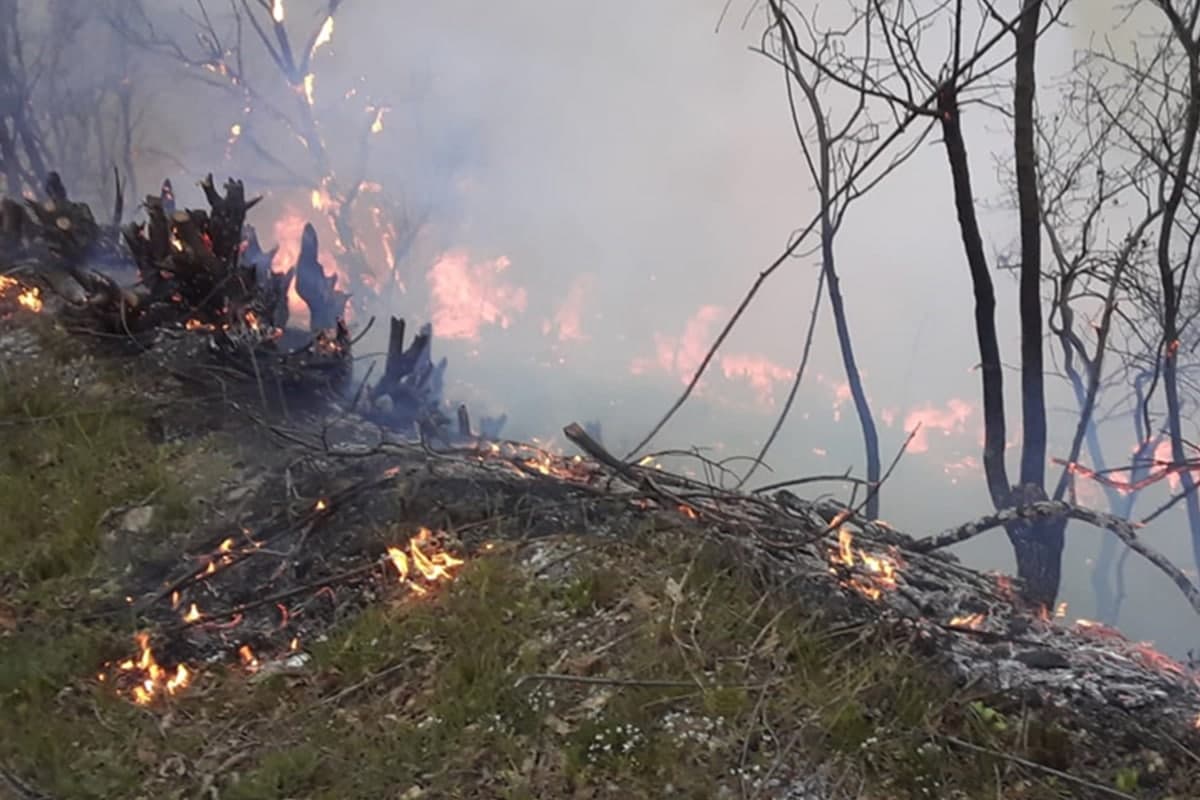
xmin=109 ymin=0 xmax=431 ymax=314
xmin=0 ymin=0 xmax=140 ymax=207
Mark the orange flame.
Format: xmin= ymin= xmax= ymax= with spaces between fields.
xmin=427 ymin=250 xmax=526 ymax=340
xmin=238 ymin=644 xmax=260 ymax=673
xmin=386 ymin=528 xmax=464 ymax=590
xmin=183 ymin=603 xmax=201 ymax=623
xmin=108 ymin=632 xmax=192 ymax=705
xmin=949 ymin=612 xmax=986 ymax=629
xmin=829 ymin=528 xmax=899 ymax=601
xmin=0 ymin=276 xmax=43 ymax=313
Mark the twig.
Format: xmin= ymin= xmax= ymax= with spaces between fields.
xmin=939 ymin=735 xmax=1137 ymax=799
xmin=317 ymin=660 xmax=408 ymax=706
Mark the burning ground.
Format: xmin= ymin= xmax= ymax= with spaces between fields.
xmin=3 ymin=312 xmax=1200 ymax=798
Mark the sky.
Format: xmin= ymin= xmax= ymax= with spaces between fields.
xmin=56 ymin=0 xmax=1200 ymax=657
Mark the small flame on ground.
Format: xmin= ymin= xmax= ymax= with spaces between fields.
xmin=315 ymin=498 xmax=328 ymax=512
xmin=386 ymin=528 xmax=465 ymax=591
xmin=183 ymin=603 xmax=202 ymax=623
xmin=106 ymin=633 xmax=191 ymax=705
xmin=0 ymin=276 xmax=44 ymax=313
xmin=271 ymin=0 xmax=285 ymax=23
xmin=949 ymin=612 xmax=986 ymax=629
xmin=829 ymin=528 xmax=899 ymax=601
xmin=239 ymin=644 xmax=260 ymax=673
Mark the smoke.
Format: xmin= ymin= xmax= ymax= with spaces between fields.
xmin=37 ymin=0 xmax=1200 ymax=656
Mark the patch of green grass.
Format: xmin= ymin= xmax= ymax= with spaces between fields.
xmin=0 ymin=368 xmax=185 ymax=587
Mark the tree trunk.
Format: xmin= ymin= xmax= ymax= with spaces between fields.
xmin=936 ymin=83 xmax=1010 ymax=509
xmin=1014 ymin=0 xmax=1047 ymax=489
xmin=820 ymin=218 xmax=882 ymax=518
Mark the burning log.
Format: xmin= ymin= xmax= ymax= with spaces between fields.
xmin=294 ymin=222 xmax=349 ymax=331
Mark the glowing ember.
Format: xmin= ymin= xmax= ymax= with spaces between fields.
xmin=386 ymin=528 xmax=465 ymax=590
xmin=315 ymin=498 xmax=328 ymax=511
xmin=239 ymin=644 xmax=260 ymax=673
xmin=105 ymin=632 xmax=192 ymax=705
xmin=949 ymin=612 xmax=986 ymax=629
xmin=183 ymin=603 xmax=202 ymax=623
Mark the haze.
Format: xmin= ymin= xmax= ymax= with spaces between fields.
xmin=44 ymin=0 xmax=1200 ymax=657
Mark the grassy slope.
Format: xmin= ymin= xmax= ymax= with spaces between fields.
xmin=0 ymin=319 xmax=1192 ymax=800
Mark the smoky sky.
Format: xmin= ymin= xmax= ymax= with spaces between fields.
xmin=75 ymin=0 xmax=1200 ymax=655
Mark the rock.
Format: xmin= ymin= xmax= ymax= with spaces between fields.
xmin=118 ymin=505 xmax=155 ymax=534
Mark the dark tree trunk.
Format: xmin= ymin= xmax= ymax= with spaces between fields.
xmin=1009 ymin=0 xmax=1065 ymax=611
xmin=936 ymin=83 xmax=1010 ymax=509
xmin=1014 ymin=0 xmax=1047 ymax=489
xmin=820 ymin=217 xmax=882 ymax=518
xmin=1154 ymin=21 xmax=1200 ymax=575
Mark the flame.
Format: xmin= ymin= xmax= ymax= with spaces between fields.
xmin=387 ymin=546 xmax=409 ymax=580
xmin=271 ymin=0 xmax=285 ymax=23
xmin=902 ymin=399 xmax=974 ymax=453
xmin=219 ymin=537 xmax=235 ymax=552
xmin=678 ymin=504 xmax=699 ymax=520
xmin=387 ymin=528 xmax=464 ymax=590
xmin=303 ymin=73 xmax=316 ymax=105
xmin=183 ymin=603 xmax=201 ymax=623
xmin=427 ymin=250 xmax=527 ymax=340
xmin=0 ymin=276 xmax=43 ymax=313
xmin=370 ymin=107 xmax=385 ymax=134
xmin=949 ymin=612 xmax=986 ymax=629
xmin=629 ymin=304 xmax=793 ymax=404
xmin=107 ymin=632 xmax=192 ymax=705
xmin=17 ymin=286 xmax=41 ymax=312
xmin=1055 ymin=601 xmax=1068 ymax=619
xmin=239 ymin=644 xmax=260 ymax=673
xmin=828 ymin=528 xmax=899 ymax=601
xmin=311 ymin=15 xmax=334 ymax=57
xmin=315 ymin=498 xmax=328 ymax=512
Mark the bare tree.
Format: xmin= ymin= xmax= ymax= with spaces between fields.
xmin=735 ymin=2 xmax=908 ymax=517
xmin=109 ymin=0 xmax=431 ymax=314
xmin=0 ymin=0 xmax=138 ymax=204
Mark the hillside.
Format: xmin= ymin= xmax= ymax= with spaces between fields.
xmin=2 ymin=282 xmax=1200 ymax=800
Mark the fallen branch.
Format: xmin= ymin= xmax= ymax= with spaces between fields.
xmin=911 ymin=500 xmax=1200 ymax=616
